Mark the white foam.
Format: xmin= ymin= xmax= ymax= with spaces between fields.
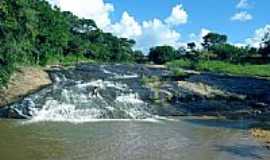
xmin=115 ymin=93 xmax=144 ymax=104
xmin=26 ymin=118 xmax=161 ymax=124
xmin=114 ymin=74 xmax=139 ymax=79
xmin=102 ymin=67 xmax=139 ymax=79
xmin=102 ymin=68 xmax=114 ymax=74
xmin=76 ymin=80 xmax=127 ymax=91
xmin=54 ymin=73 xmax=67 ymax=82
xmin=30 ymin=100 xmax=106 ymax=123
xmin=24 ymin=76 xmax=158 ymax=123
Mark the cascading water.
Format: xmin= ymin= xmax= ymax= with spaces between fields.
xmin=7 ymin=64 xmax=160 ymax=122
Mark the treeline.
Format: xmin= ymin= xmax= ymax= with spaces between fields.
xmin=0 ymin=0 xmax=138 ymax=87
xmin=148 ymin=32 xmax=270 ymax=65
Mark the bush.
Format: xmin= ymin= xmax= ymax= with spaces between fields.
xmin=209 ymin=44 xmax=248 ymax=62
xmin=149 ymin=46 xmax=177 ymax=64
xmin=0 ymin=64 xmax=14 ymax=88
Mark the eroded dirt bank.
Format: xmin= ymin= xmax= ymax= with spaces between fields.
xmin=0 ymin=67 xmax=52 ymax=108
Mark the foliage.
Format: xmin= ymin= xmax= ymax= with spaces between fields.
xmin=209 ymin=44 xmax=248 ymax=62
xmin=196 ymin=60 xmax=270 ymax=77
xmin=167 ymin=59 xmax=193 ymax=69
xmin=202 ymin=33 xmax=227 ymax=50
xmin=148 ymin=46 xmax=177 ymax=64
xmin=133 ymin=50 xmax=147 ymax=63
xmin=259 ymin=32 xmax=270 ymax=57
xmin=168 ymin=59 xmax=270 ymax=77
xmin=0 ymin=0 xmax=138 ymax=87
xmin=187 ymin=42 xmax=196 ymax=50
xmin=0 ymin=64 xmax=14 ymax=88
xmin=169 ymin=68 xmax=188 ymax=77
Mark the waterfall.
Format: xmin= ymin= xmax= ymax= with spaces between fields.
xmin=8 ymin=65 xmax=155 ymax=122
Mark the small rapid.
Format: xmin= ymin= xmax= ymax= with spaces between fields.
xmin=7 ymin=64 xmax=163 ymax=123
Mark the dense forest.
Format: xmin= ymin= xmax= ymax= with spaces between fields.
xmin=0 ymin=0 xmax=139 ymax=87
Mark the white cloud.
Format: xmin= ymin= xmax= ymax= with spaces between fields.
xmin=47 ymin=0 xmax=57 ymax=6
xmin=231 ymin=11 xmax=253 ymax=22
xmin=136 ymin=19 xmax=183 ymax=51
xmin=48 ymin=0 xmax=114 ymax=29
xmin=165 ymin=4 xmax=188 ymax=26
xmin=106 ymin=12 xmax=142 ymax=39
xmin=47 ymin=1 xmax=189 ymax=52
xmin=236 ymin=0 xmax=251 ymax=9
xmin=246 ymin=25 xmax=270 ymax=48
xmin=234 ymin=43 xmax=246 ymax=47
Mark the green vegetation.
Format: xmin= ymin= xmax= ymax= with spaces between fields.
xmin=151 ymin=32 xmax=270 ymax=78
xmin=0 ymin=0 xmax=139 ymax=88
xmin=167 ymin=59 xmax=194 ymax=69
xmin=148 ymin=46 xmax=178 ymax=64
xmin=1 ymin=1 xmax=270 ymax=88
xmin=168 ymin=59 xmax=270 ymax=77
xmin=196 ymin=61 xmax=270 ymax=77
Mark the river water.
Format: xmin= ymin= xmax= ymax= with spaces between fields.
xmin=0 ymin=118 xmax=269 ymax=160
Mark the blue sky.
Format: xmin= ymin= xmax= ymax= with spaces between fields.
xmin=49 ymin=0 xmax=270 ymax=51
xmin=106 ymin=0 xmax=269 ymax=43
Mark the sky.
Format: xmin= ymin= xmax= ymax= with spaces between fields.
xmin=48 ymin=0 xmax=270 ymax=52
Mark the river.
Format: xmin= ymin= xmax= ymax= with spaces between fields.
xmin=0 ymin=64 xmax=269 ymax=159
xmin=0 ymin=118 xmax=269 ymax=160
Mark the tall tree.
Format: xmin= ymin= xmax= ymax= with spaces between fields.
xmin=202 ymin=33 xmax=227 ymax=50
xmin=259 ymin=32 xmax=270 ymax=57
xmin=187 ymin=42 xmax=196 ymax=51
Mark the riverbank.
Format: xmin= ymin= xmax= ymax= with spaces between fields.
xmin=251 ymin=128 xmax=270 ymax=149
xmin=167 ymin=59 xmax=270 ymax=79
xmin=0 ymin=67 xmax=52 ymax=107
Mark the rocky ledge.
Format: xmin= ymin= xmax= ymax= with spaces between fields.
xmin=0 ymin=64 xmax=269 ymax=121
xmin=141 ymin=67 xmax=270 ymax=120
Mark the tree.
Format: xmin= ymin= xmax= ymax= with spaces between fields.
xmin=187 ymin=42 xmax=196 ymax=50
xmin=133 ymin=50 xmax=146 ymax=63
xmin=259 ymin=32 xmax=270 ymax=57
xmin=0 ymin=0 xmax=138 ymax=87
xmin=148 ymin=46 xmax=177 ymax=64
xmin=209 ymin=44 xmax=247 ymax=62
xmin=176 ymin=46 xmax=187 ymax=57
xmin=202 ymin=33 xmax=227 ymax=50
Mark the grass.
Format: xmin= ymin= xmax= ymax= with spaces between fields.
xmin=46 ymin=54 xmax=96 ymax=66
xmin=167 ymin=59 xmax=270 ymax=78
xmin=167 ymin=59 xmax=194 ymax=69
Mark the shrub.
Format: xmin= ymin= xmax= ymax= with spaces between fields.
xmin=149 ymin=46 xmax=177 ymax=64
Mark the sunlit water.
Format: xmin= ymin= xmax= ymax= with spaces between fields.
xmin=0 ymin=118 xmax=269 ymax=160
xmin=1 ymin=65 xmax=270 ymax=160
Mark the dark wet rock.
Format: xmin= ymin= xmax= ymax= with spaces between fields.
xmin=0 ymin=64 xmax=270 ymax=121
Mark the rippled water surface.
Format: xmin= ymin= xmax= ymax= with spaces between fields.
xmin=0 ymin=118 xmax=269 ymax=160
